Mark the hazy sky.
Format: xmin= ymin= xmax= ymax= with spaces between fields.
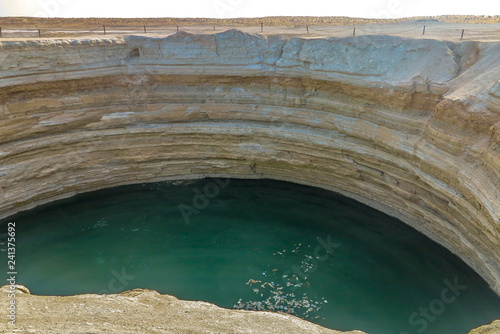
xmin=0 ymin=0 xmax=499 ymax=18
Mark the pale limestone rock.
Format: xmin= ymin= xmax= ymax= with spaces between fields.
xmin=0 ymin=285 xmax=365 ymax=333
xmin=469 ymin=320 xmax=500 ymax=334
xmin=0 ymin=30 xmax=499 ymax=332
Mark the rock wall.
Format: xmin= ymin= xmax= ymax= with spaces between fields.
xmin=0 ymin=31 xmax=499 ymax=298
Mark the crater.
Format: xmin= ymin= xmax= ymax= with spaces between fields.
xmin=0 ymin=30 xmax=499 ymax=333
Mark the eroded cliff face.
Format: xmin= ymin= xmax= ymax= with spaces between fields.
xmin=0 ymin=31 xmax=499 ymax=299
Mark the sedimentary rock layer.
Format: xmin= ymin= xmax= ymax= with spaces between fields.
xmin=0 ymin=31 xmax=499 ymax=300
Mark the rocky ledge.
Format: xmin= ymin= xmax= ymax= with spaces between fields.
xmin=0 ymin=30 xmax=499 ymax=331
xmin=1 ymin=285 xmax=498 ymax=333
xmin=469 ymin=320 xmax=500 ymax=334
xmin=0 ymin=285 xmax=365 ymax=333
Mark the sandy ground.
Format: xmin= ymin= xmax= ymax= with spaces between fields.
xmin=1 ymin=22 xmax=500 ymax=42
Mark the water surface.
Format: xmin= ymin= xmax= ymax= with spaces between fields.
xmin=1 ymin=179 xmax=499 ymax=334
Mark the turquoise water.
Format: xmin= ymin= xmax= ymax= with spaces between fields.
xmin=1 ymin=179 xmax=499 ymax=333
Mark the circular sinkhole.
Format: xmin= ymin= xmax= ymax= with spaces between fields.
xmin=1 ymin=178 xmax=499 ymax=333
